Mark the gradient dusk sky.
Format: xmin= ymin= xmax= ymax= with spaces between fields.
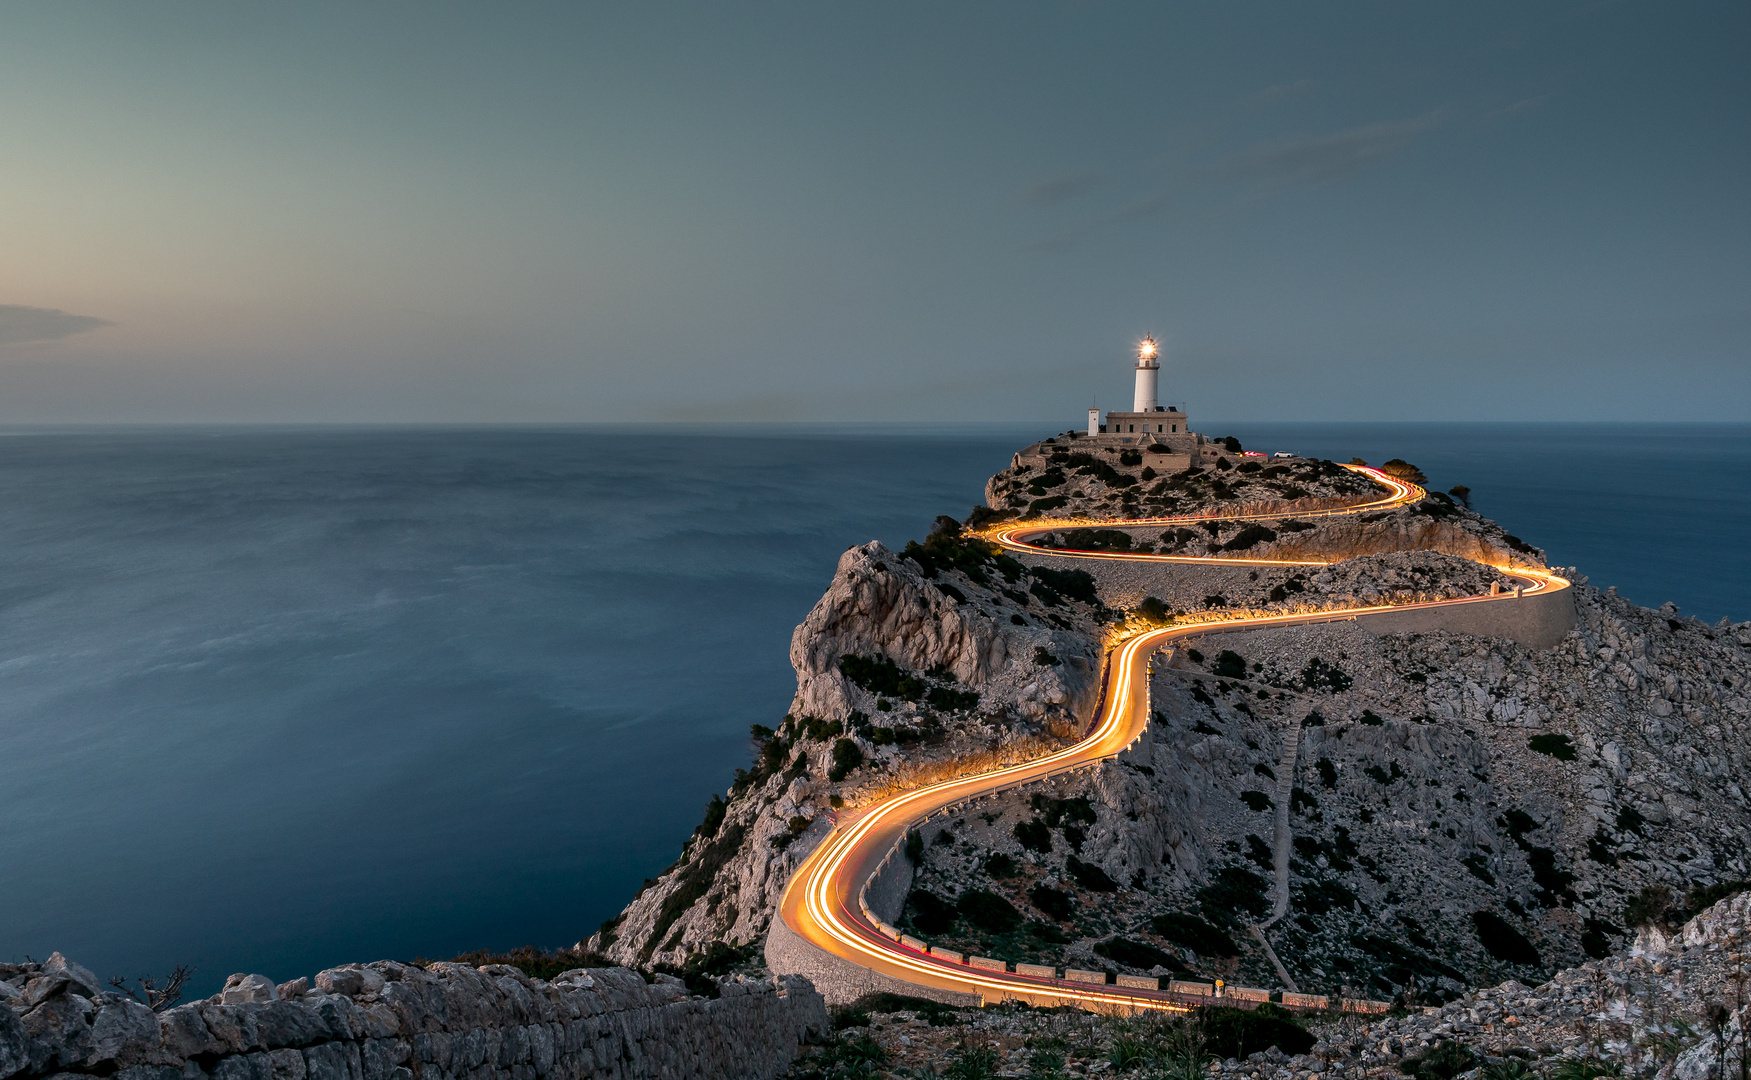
xmin=1 ymin=2 xmax=1746 ymax=423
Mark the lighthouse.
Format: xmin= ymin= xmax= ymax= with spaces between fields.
xmin=1133 ymin=336 xmax=1160 ymax=412
xmin=1082 ymin=335 xmax=1190 ymax=447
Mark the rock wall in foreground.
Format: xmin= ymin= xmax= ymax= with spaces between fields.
xmin=0 ymin=954 xmax=826 ymax=1080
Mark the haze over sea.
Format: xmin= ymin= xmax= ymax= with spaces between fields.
xmin=3 ymin=423 xmax=1747 ymax=993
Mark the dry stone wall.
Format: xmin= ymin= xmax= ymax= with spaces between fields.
xmin=0 ymin=955 xmax=826 ymax=1080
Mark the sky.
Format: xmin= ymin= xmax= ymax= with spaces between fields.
xmin=0 ymin=2 xmax=1746 ymax=423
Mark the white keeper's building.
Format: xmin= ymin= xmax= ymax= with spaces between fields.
xmin=1083 ymin=337 xmax=1196 ymax=450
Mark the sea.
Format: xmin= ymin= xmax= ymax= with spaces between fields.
xmin=1 ymin=422 xmax=1747 ymax=994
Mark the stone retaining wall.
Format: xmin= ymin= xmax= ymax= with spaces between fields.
xmin=1351 ymin=582 xmax=1575 ymax=651
xmin=1 ymin=954 xmax=827 ymax=1080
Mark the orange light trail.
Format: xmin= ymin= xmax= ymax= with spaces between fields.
xmin=775 ymin=463 xmax=1569 ymax=1009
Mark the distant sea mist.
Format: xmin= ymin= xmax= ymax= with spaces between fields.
xmin=1 ymin=423 xmax=1745 ymax=993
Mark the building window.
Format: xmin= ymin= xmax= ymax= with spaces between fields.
xmin=1128 ymin=424 xmax=1134 ymax=432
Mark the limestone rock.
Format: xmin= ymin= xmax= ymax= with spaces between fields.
xmin=218 ymin=975 xmax=278 ymax=1006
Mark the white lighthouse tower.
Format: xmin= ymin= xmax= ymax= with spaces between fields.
xmin=1087 ymin=334 xmax=1189 ymax=446
xmin=1133 ymin=336 xmax=1160 ymax=412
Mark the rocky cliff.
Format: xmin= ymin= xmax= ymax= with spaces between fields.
xmin=0 ymin=953 xmax=826 ymax=1080
xmin=593 ymin=450 xmax=1751 ymax=1013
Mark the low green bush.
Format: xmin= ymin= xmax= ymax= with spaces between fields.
xmin=1200 ymin=1003 xmax=1312 ymax=1059
xmin=1528 ymin=733 xmax=1577 ymax=760
xmin=906 ymin=889 xmax=958 ymax=934
xmin=1398 ymin=1040 xmax=1474 ymax=1080
xmin=1066 ymin=855 xmax=1118 ymax=892
xmin=1150 ymin=912 xmax=1238 ymax=957
xmin=956 ymin=889 xmax=1022 ymax=933
xmin=1029 ymin=884 xmax=1075 ymax=920
xmin=1015 ymin=820 xmax=1053 ymax=853
xmin=828 ymin=738 xmax=864 ymax=782
xmin=1470 ymin=910 xmax=1541 ymax=965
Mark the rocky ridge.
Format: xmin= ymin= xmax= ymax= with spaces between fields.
xmin=593 ymin=447 xmax=1748 ymax=1034
xmin=0 ymin=953 xmax=826 ymax=1080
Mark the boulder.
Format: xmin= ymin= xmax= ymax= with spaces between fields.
xmin=0 ymin=1003 xmax=29 ymax=1080
xmin=21 ymin=990 xmax=96 ymax=1072
xmin=220 ymin=974 xmax=279 ymax=1005
xmin=87 ymin=992 xmax=163 ymax=1067
xmin=42 ymin=954 xmax=104 ymax=1000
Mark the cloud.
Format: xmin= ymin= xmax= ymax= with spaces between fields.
xmin=1206 ymin=114 xmax=1442 ymax=199
xmin=1021 ymin=169 xmax=1104 ymax=205
xmin=0 ymin=305 xmax=113 ymax=346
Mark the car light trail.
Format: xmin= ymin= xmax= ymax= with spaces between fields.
xmin=776 ymin=463 xmax=1569 ymax=1010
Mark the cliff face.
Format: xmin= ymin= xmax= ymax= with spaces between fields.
xmin=0 ymin=954 xmax=826 ymax=1080
xmin=899 ymin=582 xmax=1751 ymax=1003
xmin=594 ymin=451 xmax=1751 ymax=1008
xmin=590 ymin=538 xmax=1106 ymax=969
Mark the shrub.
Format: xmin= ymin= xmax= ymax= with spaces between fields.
xmin=1448 ymin=485 xmax=1472 ymax=509
xmin=1200 ymin=1003 xmax=1313 ymax=1059
xmin=694 ymin=794 xmax=728 ymax=840
xmin=890 ymin=832 xmax=918 ymax=867
xmin=945 ymin=1043 xmax=1001 ymax=1080
xmin=1223 ymin=524 xmax=1278 ymax=551
xmin=849 ymin=992 xmax=962 ymax=1025
xmin=447 ymin=944 xmax=613 ymax=983
xmin=1399 ymin=1040 xmax=1475 ymax=1080
xmin=1015 ymin=820 xmax=1052 ymax=852
xmin=1471 ymin=910 xmax=1541 ymax=965
xmin=956 ymin=889 xmax=1023 ymax=933
xmin=1119 ymin=449 xmax=1143 ymax=466
xmin=1030 ymin=565 xmax=1100 ymax=605
xmin=926 ymin=685 xmax=980 ymax=712
xmin=1546 ymin=1057 xmax=1622 ymax=1080
xmin=1067 ymin=856 xmax=1119 ymax=892
xmin=1093 ymin=937 xmax=1179 ymax=973
xmin=1211 ymin=649 xmax=1247 ymax=679
xmin=1479 ymin=1061 xmax=1537 ymax=1080
xmin=1136 ymin=596 xmax=1170 ymax=624
xmin=838 ymin=654 xmax=924 ymax=699
xmin=827 ymin=738 xmax=864 ymax=781
xmin=1380 ymin=458 xmax=1428 ymax=484
xmin=1688 ymin=879 xmax=1751 ymax=912
xmin=1528 ymin=733 xmax=1577 ymax=760
xmin=1361 ymin=709 xmax=1385 ymax=726
xmin=1029 ymin=884 xmax=1075 ymax=920
xmin=1197 ymin=866 xmax=1269 ymax=924
xmin=1624 ymin=884 xmax=1673 ymax=928
xmin=1240 ymin=790 xmax=1273 ymax=812
xmin=983 ymin=853 xmax=1018 ymax=878
xmin=1151 ymin=912 xmax=1239 ymax=957
xmin=907 ymin=890 xmax=959 ymax=934
xmin=1030 ymin=794 xmax=1097 ymax=827
xmin=1222 ymin=436 xmax=1243 ymax=452
xmin=1300 ymin=657 xmax=1352 ymax=692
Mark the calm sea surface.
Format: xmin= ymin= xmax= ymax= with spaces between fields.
xmin=1 ymin=423 xmax=1746 ymax=992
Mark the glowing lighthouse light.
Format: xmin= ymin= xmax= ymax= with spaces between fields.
xmin=1133 ymin=335 xmax=1161 ymax=412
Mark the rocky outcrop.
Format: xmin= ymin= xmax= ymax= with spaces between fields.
xmin=589 ymin=540 xmax=1106 ymax=968
xmin=894 ymin=582 xmax=1751 ymax=1003
xmin=593 ymin=437 xmax=1746 ymax=1021
xmin=0 ymin=955 xmax=826 ymax=1080
xmin=1234 ymin=502 xmax=1546 ymax=571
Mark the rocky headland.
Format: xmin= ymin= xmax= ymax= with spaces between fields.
xmin=587 ymin=443 xmax=1751 ymax=1076
xmin=14 ymin=442 xmax=1749 ymax=1080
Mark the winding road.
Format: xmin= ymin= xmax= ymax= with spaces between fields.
xmin=775 ymin=464 xmax=1570 ymax=1011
